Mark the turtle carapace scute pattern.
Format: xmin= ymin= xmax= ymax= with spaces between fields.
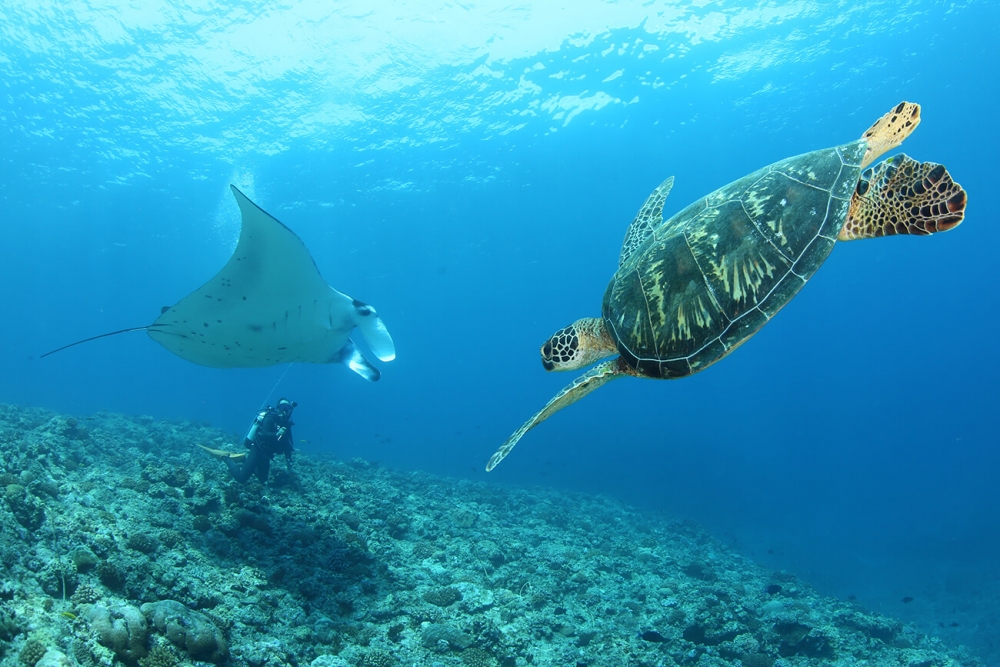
xmin=606 ymin=140 xmax=868 ymax=380
xmin=487 ymin=101 xmax=968 ymax=472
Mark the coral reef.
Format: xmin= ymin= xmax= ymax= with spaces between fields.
xmin=140 ymin=600 xmax=227 ymax=662
xmin=136 ymin=645 xmax=177 ymax=667
xmin=0 ymin=404 xmax=985 ymax=667
xmin=17 ymin=640 xmax=46 ymax=667
xmin=83 ymin=602 xmax=148 ymax=661
xmin=33 ymin=650 xmax=74 ymax=667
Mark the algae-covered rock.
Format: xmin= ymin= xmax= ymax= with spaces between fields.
xmin=68 ymin=545 xmax=99 ymax=572
xmin=309 ymin=656 xmax=351 ymax=667
xmin=5 ymin=484 xmax=45 ymax=530
xmin=420 ymin=623 xmax=474 ymax=651
xmin=0 ymin=603 xmax=24 ymax=641
xmin=422 ymin=586 xmax=462 ymax=608
xmin=140 ymin=600 xmax=227 ymax=663
xmin=35 ymin=649 xmax=75 ymax=667
xmin=84 ymin=602 xmax=149 ymax=662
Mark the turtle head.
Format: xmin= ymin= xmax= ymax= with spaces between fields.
xmin=540 ymin=317 xmax=617 ymax=372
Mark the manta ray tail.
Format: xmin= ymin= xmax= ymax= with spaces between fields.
xmin=40 ymin=326 xmax=150 ymax=359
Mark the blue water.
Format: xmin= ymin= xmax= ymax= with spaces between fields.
xmin=3 ymin=0 xmax=998 ymax=658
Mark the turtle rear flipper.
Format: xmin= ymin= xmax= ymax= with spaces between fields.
xmin=839 ymin=155 xmax=967 ymax=241
xmin=487 ymin=358 xmax=634 ymax=471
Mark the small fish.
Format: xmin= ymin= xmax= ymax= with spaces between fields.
xmin=901 ymin=596 xmax=914 ymax=604
xmin=639 ymin=630 xmax=667 ymax=643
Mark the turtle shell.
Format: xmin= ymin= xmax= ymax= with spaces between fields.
xmin=603 ymin=139 xmax=867 ymax=379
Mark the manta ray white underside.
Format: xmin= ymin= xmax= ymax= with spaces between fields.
xmin=44 ymin=185 xmax=395 ymax=381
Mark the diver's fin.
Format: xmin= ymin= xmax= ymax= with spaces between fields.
xmin=197 ymin=444 xmax=246 ymax=460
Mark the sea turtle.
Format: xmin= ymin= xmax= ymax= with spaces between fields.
xmin=487 ymin=101 xmax=967 ymax=471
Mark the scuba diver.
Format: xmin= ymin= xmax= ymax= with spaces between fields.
xmin=225 ymin=398 xmax=297 ymax=484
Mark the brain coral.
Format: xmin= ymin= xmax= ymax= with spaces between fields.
xmin=83 ymin=602 xmax=149 ymax=662
xmin=140 ymin=600 xmax=227 ymax=663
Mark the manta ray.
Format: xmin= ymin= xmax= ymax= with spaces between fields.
xmin=43 ymin=185 xmax=396 ymax=381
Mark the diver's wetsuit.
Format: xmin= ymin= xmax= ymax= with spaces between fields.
xmin=226 ymin=406 xmax=293 ymax=483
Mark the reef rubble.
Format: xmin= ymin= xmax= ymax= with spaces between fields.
xmin=0 ymin=404 xmax=982 ymax=667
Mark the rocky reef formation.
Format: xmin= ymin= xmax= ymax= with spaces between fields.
xmin=0 ymin=404 xmax=981 ymax=666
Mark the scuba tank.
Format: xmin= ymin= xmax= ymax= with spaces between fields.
xmin=245 ymin=410 xmax=268 ymax=447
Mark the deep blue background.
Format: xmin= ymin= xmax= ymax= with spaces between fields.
xmin=3 ymin=0 xmax=998 ymax=659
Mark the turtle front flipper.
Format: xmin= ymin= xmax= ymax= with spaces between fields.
xmin=860 ymin=101 xmax=921 ymax=168
xmin=486 ymin=357 xmax=634 ymax=471
xmin=839 ymin=155 xmax=967 ymax=240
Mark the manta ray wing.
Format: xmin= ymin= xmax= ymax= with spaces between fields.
xmin=147 ymin=186 xmax=395 ymax=372
xmin=42 ymin=185 xmax=395 ymax=380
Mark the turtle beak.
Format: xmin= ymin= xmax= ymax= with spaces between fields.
xmin=541 ymin=340 xmax=556 ymax=371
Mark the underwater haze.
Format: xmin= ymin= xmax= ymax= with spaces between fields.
xmin=3 ymin=0 xmax=998 ymax=661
